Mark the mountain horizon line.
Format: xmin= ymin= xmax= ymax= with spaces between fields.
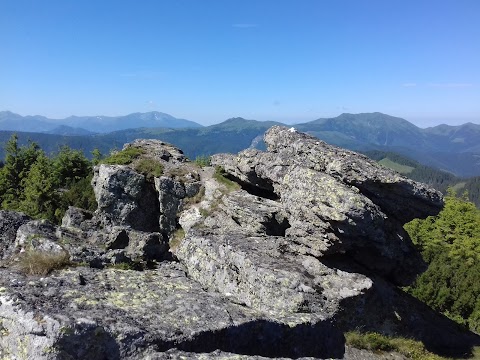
xmin=1 ymin=110 xmax=479 ymax=132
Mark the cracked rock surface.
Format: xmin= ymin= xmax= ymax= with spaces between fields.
xmin=0 ymin=131 xmax=479 ymax=359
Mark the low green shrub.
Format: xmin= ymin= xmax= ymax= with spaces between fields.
xmin=102 ymin=147 xmax=145 ymax=165
xmin=193 ymin=155 xmax=211 ymax=167
xmin=169 ymin=228 xmax=185 ymax=251
xmin=213 ymin=166 xmax=240 ymax=191
xmin=134 ymin=158 xmax=163 ymax=181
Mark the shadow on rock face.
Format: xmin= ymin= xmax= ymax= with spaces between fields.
xmin=158 ymin=319 xmax=345 ymax=359
xmin=56 ymin=325 xmax=120 ymax=360
xmin=335 ymin=278 xmax=480 ymax=359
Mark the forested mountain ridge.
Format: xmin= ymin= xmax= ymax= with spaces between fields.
xmin=296 ymin=113 xmax=480 ymax=176
xmin=1 ymin=112 xmax=480 ymax=176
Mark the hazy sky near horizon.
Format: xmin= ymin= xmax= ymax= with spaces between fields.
xmin=1 ymin=0 xmax=479 ymax=127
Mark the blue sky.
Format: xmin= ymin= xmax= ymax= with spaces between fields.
xmin=1 ymin=0 xmax=479 ymax=127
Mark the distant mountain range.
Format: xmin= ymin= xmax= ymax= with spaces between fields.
xmin=295 ymin=112 xmax=480 ymax=176
xmin=1 ymin=111 xmax=479 ymax=177
xmin=0 ymin=111 xmax=202 ymax=134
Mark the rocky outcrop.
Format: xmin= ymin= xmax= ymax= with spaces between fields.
xmin=92 ymin=164 xmax=160 ymax=232
xmin=0 ymin=130 xmax=478 ymax=359
xmin=210 ymin=127 xmax=443 ymax=285
xmin=0 ymin=210 xmax=31 ymax=259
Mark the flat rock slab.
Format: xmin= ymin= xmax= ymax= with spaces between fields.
xmin=0 ymin=263 xmax=344 ymax=359
xmin=176 ymin=230 xmax=372 ymax=320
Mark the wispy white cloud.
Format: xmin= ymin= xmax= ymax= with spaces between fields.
xmin=402 ymin=83 xmax=417 ymax=87
xmin=427 ymin=83 xmax=474 ymax=88
xmin=232 ymin=23 xmax=258 ymax=28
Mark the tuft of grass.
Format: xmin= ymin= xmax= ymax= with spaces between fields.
xmin=134 ymin=158 xmax=163 ymax=181
xmin=345 ymin=331 xmax=448 ymax=360
xmin=213 ymin=166 xmax=240 ymax=191
xmin=199 ymin=208 xmax=211 ymax=217
xmin=102 ymin=147 xmax=145 ymax=165
xmin=193 ymin=155 xmax=211 ymax=167
xmin=469 ymin=347 xmax=480 ymax=360
xmin=17 ymin=250 xmax=71 ymax=276
xmin=169 ymin=228 xmax=185 ymax=251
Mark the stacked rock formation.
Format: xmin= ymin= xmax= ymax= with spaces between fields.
xmin=0 ymin=127 xmax=478 ymax=359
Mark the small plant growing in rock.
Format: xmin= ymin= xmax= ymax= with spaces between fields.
xmin=166 ymin=166 xmax=191 ymax=179
xmin=108 ymin=262 xmax=135 ymax=271
xmin=213 ymin=166 xmax=240 ymax=191
xmin=16 ymin=250 xmax=71 ymax=276
xmin=193 ymin=155 xmax=211 ymax=167
xmin=134 ymin=158 xmax=164 ymax=181
xmin=169 ymin=228 xmax=185 ymax=251
xmin=183 ymin=185 xmax=205 ymax=205
xmin=102 ymin=147 xmax=145 ymax=165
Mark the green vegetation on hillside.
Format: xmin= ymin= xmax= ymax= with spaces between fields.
xmin=213 ymin=166 xmax=241 ymax=191
xmin=378 ymin=158 xmax=414 ymax=174
xmin=365 ymin=150 xmax=480 ymax=208
xmin=404 ymin=193 xmax=480 ymax=333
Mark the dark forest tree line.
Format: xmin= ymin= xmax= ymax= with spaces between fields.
xmin=0 ymin=134 xmax=97 ymax=223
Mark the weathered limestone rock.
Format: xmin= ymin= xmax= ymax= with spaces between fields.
xmin=92 ymin=164 xmax=160 ymax=232
xmin=176 ymin=228 xmax=373 ymax=318
xmin=125 ymin=139 xmax=187 ymax=164
xmin=105 ymin=227 xmax=169 ymax=263
xmin=92 ymin=140 xmax=202 ymax=237
xmin=15 ymin=220 xmax=65 ymax=255
xmin=263 ymin=127 xmax=443 ymax=223
xmin=0 ymin=210 xmax=31 ymax=259
xmin=61 ymin=206 xmax=94 ymax=229
xmin=211 ymin=126 xmax=443 ymax=285
xmin=155 ymin=176 xmax=186 ymax=235
xmin=0 ymin=264 xmax=344 ymax=359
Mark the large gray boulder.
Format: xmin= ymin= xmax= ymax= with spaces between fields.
xmin=91 ymin=140 xmax=202 ymax=237
xmin=92 ymin=164 xmax=160 ymax=232
xmin=211 ymin=126 xmax=444 ymax=285
xmin=0 ymin=210 xmax=31 ymax=259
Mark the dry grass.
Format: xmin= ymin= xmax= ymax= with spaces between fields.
xmin=345 ymin=331 xmax=449 ymax=360
xmin=16 ymin=250 xmax=71 ymax=276
xmin=169 ymin=228 xmax=185 ymax=251
xmin=213 ymin=166 xmax=241 ymax=192
xmin=134 ymin=158 xmax=164 ymax=181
